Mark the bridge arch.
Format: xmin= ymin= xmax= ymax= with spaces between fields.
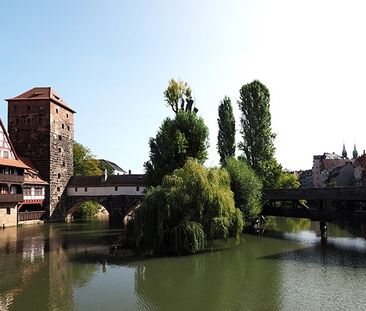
xmin=63 ymin=195 xmax=142 ymax=223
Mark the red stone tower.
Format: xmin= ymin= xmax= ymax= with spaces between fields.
xmin=6 ymin=87 xmax=75 ymax=218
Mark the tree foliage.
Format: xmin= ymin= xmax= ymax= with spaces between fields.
xmin=238 ymin=80 xmax=277 ymax=186
xmin=278 ymin=170 xmax=300 ymax=188
xmin=224 ymin=158 xmax=262 ymax=219
xmin=144 ymin=112 xmax=209 ymax=185
xmin=217 ymin=96 xmax=236 ymax=165
xmin=135 ymin=159 xmax=243 ymax=255
xmin=164 ymin=79 xmax=196 ymax=113
xmin=73 ymin=141 xmax=102 ymax=176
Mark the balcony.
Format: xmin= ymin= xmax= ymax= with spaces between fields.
xmin=0 ymin=194 xmax=23 ymax=202
xmin=18 ymin=211 xmax=46 ymax=221
xmin=0 ymin=174 xmax=24 ymax=184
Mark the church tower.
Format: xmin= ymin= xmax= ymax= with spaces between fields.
xmin=342 ymin=143 xmax=348 ymax=159
xmin=353 ymin=144 xmax=358 ymax=159
xmin=6 ymin=87 xmax=75 ymax=218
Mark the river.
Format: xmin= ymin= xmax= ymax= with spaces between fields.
xmin=0 ymin=218 xmax=366 ymax=311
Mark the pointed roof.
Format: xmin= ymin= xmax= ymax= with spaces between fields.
xmin=0 ymin=119 xmax=29 ymax=169
xmin=342 ymin=143 xmax=347 ymax=158
xmin=6 ymin=87 xmax=76 ymax=113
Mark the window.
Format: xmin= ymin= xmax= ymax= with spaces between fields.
xmin=75 ymin=187 xmax=78 ymax=192
xmin=58 ymin=147 xmax=61 ymax=153
xmin=27 ymin=119 xmax=30 ymax=125
xmin=115 ymin=186 xmax=118 ymax=191
xmin=35 ymin=187 xmax=42 ymax=196
xmin=13 ymin=105 xmax=17 ymax=113
xmin=59 ymin=135 xmax=62 ymax=141
xmin=58 ymin=173 xmax=61 ymax=179
xmin=67 ymin=125 xmax=70 ymax=131
xmin=6 ymin=207 xmax=10 ymax=215
xmin=57 ymin=187 xmax=60 ymax=192
xmin=136 ymin=186 xmax=140 ymax=192
xmin=56 ymin=108 xmax=59 ymax=114
xmin=66 ymin=113 xmax=69 ymax=118
xmin=39 ymin=117 xmax=42 ymax=125
xmin=27 ymin=105 xmax=31 ymax=112
xmin=62 ymin=124 xmax=64 ymax=129
xmin=85 ymin=187 xmax=88 ymax=192
xmin=62 ymin=161 xmax=65 ymax=167
xmin=3 ymin=151 xmax=9 ymax=159
xmin=23 ymin=187 xmax=31 ymax=196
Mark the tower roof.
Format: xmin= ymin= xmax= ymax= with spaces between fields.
xmin=6 ymin=87 xmax=76 ymax=113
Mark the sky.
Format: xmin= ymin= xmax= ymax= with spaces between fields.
xmin=1 ymin=0 xmax=366 ymax=173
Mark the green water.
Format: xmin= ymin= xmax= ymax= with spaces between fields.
xmin=1 ymin=218 xmax=366 ymax=311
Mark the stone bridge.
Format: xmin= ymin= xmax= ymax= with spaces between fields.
xmin=57 ymin=174 xmax=149 ymax=222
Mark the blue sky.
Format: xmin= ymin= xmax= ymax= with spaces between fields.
xmin=1 ymin=1 xmax=366 ymax=173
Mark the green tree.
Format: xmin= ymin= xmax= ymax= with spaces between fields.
xmin=73 ymin=142 xmax=102 ymax=218
xmin=98 ymin=160 xmax=114 ymax=175
xmin=224 ymin=158 xmax=262 ymax=219
xmin=73 ymin=141 xmax=102 ymax=176
xmin=144 ymin=112 xmax=209 ymax=185
xmin=217 ymin=96 xmax=236 ymax=165
xmin=135 ymin=159 xmax=243 ymax=255
xmin=278 ymin=170 xmax=300 ymax=188
xmin=238 ymin=80 xmax=277 ymax=186
xmin=164 ymin=79 xmax=196 ymax=113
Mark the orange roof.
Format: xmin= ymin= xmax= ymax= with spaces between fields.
xmin=6 ymin=87 xmax=76 ymax=113
xmin=0 ymin=158 xmax=29 ymax=169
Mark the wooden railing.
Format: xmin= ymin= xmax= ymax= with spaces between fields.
xmin=0 ymin=174 xmax=24 ymax=184
xmin=18 ymin=211 xmax=46 ymax=221
xmin=0 ymin=194 xmax=23 ymax=202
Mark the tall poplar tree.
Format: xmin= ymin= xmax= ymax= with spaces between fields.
xmin=238 ymin=80 xmax=276 ymax=185
xmin=217 ymin=96 xmax=235 ymax=165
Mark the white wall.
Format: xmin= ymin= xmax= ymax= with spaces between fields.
xmin=67 ymin=185 xmax=146 ymax=196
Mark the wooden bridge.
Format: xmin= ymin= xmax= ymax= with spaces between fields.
xmin=262 ymin=187 xmax=366 ymax=239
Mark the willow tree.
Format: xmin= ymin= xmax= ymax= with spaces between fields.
xmin=135 ymin=159 xmax=243 ymax=255
xmin=217 ymin=96 xmax=236 ymax=165
xmin=238 ymin=80 xmax=277 ymax=187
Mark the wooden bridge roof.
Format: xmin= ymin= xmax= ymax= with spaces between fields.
xmin=263 ymin=187 xmax=366 ymax=201
xmin=68 ymin=174 xmax=149 ymax=188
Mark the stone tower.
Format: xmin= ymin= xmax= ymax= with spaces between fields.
xmin=6 ymin=87 xmax=75 ymax=218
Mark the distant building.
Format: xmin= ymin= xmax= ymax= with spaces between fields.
xmin=299 ymin=169 xmax=313 ymax=187
xmin=328 ymin=162 xmax=355 ymax=186
xmin=312 ymin=152 xmax=347 ymax=187
xmin=99 ymin=159 xmax=127 ymax=175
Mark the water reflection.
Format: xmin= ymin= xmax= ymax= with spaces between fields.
xmin=0 ymin=218 xmax=366 ymax=310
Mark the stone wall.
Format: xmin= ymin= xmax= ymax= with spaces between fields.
xmin=49 ymin=102 xmax=74 ymax=217
xmin=0 ymin=203 xmax=17 ymax=227
xmin=7 ymin=95 xmax=74 ymax=218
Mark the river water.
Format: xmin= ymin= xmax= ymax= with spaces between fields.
xmin=1 ymin=218 xmax=366 ymax=311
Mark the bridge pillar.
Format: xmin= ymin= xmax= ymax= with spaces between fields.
xmin=320 ymin=221 xmax=327 ymax=242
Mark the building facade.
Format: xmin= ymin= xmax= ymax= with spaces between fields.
xmin=0 ymin=120 xmax=28 ymax=227
xmin=6 ymin=87 xmax=75 ymax=218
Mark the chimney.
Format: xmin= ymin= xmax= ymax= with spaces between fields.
xmin=128 ymin=170 xmax=131 ymax=175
